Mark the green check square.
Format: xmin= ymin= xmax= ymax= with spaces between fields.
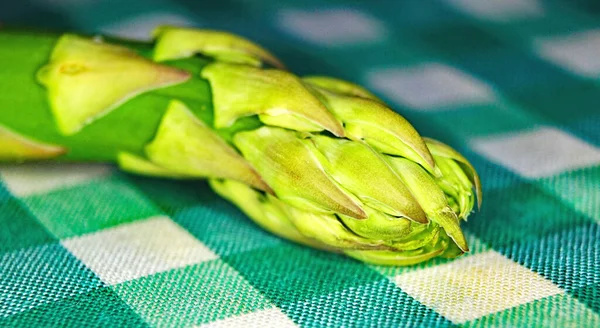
xmin=501 ymin=223 xmax=599 ymax=291
xmin=417 ymin=22 xmax=505 ymax=56
xmin=174 ymin=203 xmax=285 ymax=257
xmin=123 ymin=174 xmax=213 ymax=216
xmin=513 ymin=81 xmax=600 ymax=124
xmin=569 ymin=113 xmax=600 ymax=146
xmin=537 ymin=165 xmax=600 ymax=223
xmin=224 ymin=244 xmax=383 ymax=306
xmin=0 ymin=182 xmax=10 ymax=202
xmin=0 ymin=243 xmax=104 ymax=317
xmin=0 ymin=287 xmax=148 ymax=328
xmin=21 ymin=175 xmax=162 ymax=239
xmin=114 ymin=259 xmax=272 ymax=327
xmin=464 ymin=182 xmax=595 ymax=247
xmin=429 ymin=102 xmax=538 ymax=138
xmin=463 ymin=294 xmax=600 ymax=327
xmin=0 ymin=191 xmax=55 ymax=253
xmin=287 ymin=279 xmax=453 ymax=327
xmin=454 ymin=48 xmax=576 ymax=93
xmin=571 ymin=283 xmax=600 ymax=313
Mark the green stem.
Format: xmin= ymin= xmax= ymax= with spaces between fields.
xmin=0 ymin=31 xmax=214 ymax=162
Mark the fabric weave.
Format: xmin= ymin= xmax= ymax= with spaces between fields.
xmin=1 ymin=0 xmax=599 ymax=327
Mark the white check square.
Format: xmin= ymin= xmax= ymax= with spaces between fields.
xmin=444 ymin=0 xmax=543 ymax=22
xmin=471 ymin=127 xmax=600 ymax=178
xmin=277 ymin=8 xmax=384 ymax=46
xmin=100 ymin=12 xmax=197 ymax=41
xmin=536 ymin=29 xmax=600 ymax=78
xmin=62 ymin=216 xmax=218 ymax=285
xmin=197 ymin=308 xmax=297 ymax=328
xmin=0 ymin=163 xmax=113 ymax=197
xmin=393 ymin=251 xmax=563 ymax=323
xmin=367 ymin=63 xmax=495 ymax=110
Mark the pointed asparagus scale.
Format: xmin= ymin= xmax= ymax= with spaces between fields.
xmin=0 ymin=125 xmax=66 ymax=161
xmin=0 ymin=26 xmax=482 ymax=266
xmin=36 ymin=34 xmax=191 ymax=135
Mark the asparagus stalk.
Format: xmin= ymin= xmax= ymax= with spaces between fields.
xmin=0 ymin=27 xmax=481 ymax=265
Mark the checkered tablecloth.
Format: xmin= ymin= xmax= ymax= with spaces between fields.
xmin=1 ymin=0 xmax=599 ymax=327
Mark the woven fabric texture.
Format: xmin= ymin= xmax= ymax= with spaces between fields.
xmin=1 ymin=0 xmax=600 ymax=327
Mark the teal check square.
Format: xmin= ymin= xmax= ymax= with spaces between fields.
xmin=0 ymin=243 xmax=104 ymax=317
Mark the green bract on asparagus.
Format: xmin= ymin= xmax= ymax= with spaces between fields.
xmin=0 ymin=26 xmax=481 ymax=265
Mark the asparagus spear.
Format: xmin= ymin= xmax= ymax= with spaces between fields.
xmin=0 ymin=27 xmax=481 ymax=265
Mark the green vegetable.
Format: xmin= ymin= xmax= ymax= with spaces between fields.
xmin=0 ymin=26 xmax=481 ymax=265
